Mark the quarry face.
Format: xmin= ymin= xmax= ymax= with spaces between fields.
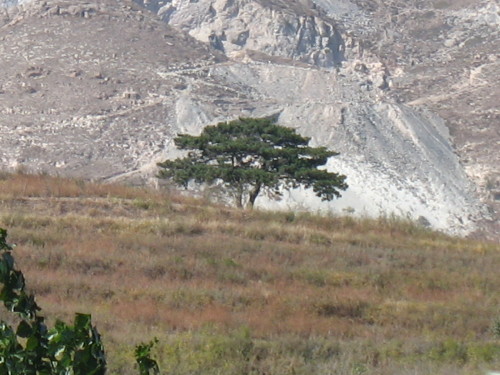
xmin=0 ymin=0 xmax=498 ymax=238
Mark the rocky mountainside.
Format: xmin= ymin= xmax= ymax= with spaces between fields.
xmin=0 ymin=0 xmax=497 ymax=238
xmin=135 ymin=0 xmax=345 ymax=67
xmin=316 ymin=0 xmax=500 ymax=236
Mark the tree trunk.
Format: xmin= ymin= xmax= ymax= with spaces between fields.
xmin=235 ymin=186 xmax=244 ymax=209
xmin=247 ymin=183 xmax=261 ymax=209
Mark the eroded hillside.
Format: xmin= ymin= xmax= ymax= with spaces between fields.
xmin=0 ymin=0 xmax=497 ymax=237
xmin=315 ymin=0 xmax=500 ymax=236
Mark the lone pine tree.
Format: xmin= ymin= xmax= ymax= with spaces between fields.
xmin=158 ymin=117 xmax=348 ymax=209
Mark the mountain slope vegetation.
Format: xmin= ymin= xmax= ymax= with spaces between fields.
xmin=0 ymin=172 xmax=499 ymax=374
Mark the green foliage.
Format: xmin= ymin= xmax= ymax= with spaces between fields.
xmin=135 ymin=338 xmax=160 ymax=375
xmin=425 ymin=340 xmax=500 ymax=365
xmin=493 ymin=318 xmax=500 ymax=338
xmin=158 ymin=117 xmax=347 ymax=208
xmin=0 ymin=228 xmax=107 ymax=375
xmin=0 ymin=227 xmax=161 ymax=375
xmin=158 ymin=327 xmax=254 ymax=375
xmin=428 ymin=340 xmax=468 ymax=364
xmin=467 ymin=342 xmax=500 ymax=364
xmin=47 ymin=314 xmax=107 ymax=375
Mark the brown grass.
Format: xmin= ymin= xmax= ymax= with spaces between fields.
xmin=0 ymin=172 xmax=499 ymax=375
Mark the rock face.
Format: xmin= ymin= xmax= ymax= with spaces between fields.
xmin=136 ymin=0 xmax=345 ymax=67
xmin=314 ymin=0 xmax=500 ymax=237
xmin=0 ymin=0 xmax=497 ymax=238
xmin=216 ymin=61 xmax=485 ymax=234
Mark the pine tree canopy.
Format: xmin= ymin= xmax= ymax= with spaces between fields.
xmin=157 ymin=117 xmax=348 ymax=208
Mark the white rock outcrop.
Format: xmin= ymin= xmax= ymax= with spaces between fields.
xmin=185 ymin=59 xmax=486 ymax=235
xmin=138 ymin=0 xmax=345 ymax=67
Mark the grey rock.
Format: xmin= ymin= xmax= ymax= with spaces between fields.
xmin=143 ymin=0 xmax=345 ymax=67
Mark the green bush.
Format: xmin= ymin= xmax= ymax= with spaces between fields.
xmin=0 ymin=227 xmax=159 ymax=375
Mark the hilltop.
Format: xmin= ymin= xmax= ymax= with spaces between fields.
xmin=0 ymin=172 xmax=499 ymax=374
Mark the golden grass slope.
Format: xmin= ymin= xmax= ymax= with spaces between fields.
xmin=0 ymin=172 xmax=499 ymax=375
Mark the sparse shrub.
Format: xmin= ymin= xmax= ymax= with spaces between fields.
xmin=468 ymin=342 xmax=500 ymax=364
xmin=314 ymin=300 xmax=369 ymax=319
xmin=144 ymin=264 xmax=168 ymax=280
xmin=169 ymin=288 xmax=215 ymax=310
xmin=352 ymin=362 xmax=368 ymax=374
xmin=309 ymin=232 xmax=332 ymax=246
xmin=428 ymin=340 xmax=468 ymax=364
xmin=135 ymin=338 xmax=160 ymax=375
xmin=293 ymin=269 xmax=356 ymax=287
xmin=493 ymin=318 xmax=500 ymax=338
xmin=157 ymin=326 xmax=254 ymax=375
xmin=283 ymin=212 xmax=296 ymax=223
xmin=133 ymin=198 xmax=154 ymax=210
xmin=295 ymin=269 xmax=330 ymax=287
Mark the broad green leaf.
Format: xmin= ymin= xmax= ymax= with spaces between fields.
xmin=15 ymin=321 xmax=32 ymax=338
xmin=25 ymin=336 xmax=39 ymax=351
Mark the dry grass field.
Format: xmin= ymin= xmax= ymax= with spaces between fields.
xmin=0 ymin=172 xmax=499 ymax=375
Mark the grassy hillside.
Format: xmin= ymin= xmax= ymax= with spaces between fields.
xmin=0 ymin=172 xmax=499 ymax=375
